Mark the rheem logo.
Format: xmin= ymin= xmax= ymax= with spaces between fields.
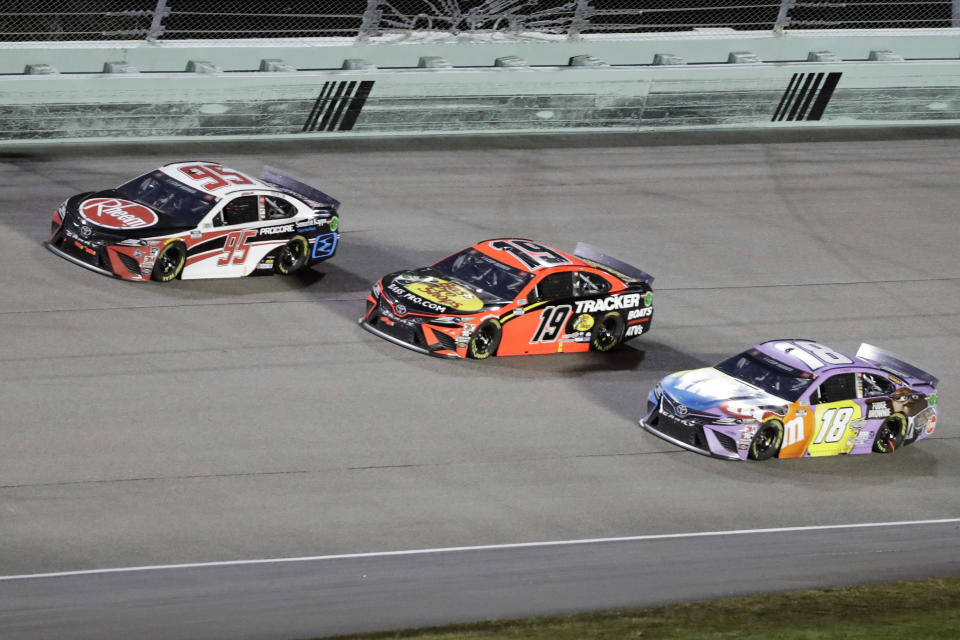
xmin=80 ymin=198 xmax=158 ymax=229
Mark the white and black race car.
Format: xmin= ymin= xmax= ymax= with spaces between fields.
xmin=46 ymin=161 xmax=340 ymax=282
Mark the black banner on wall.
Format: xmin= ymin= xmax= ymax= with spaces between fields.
xmin=303 ymin=81 xmax=374 ymax=132
xmin=772 ymin=72 xmax=842 ymax=122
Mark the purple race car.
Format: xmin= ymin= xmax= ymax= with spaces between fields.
xmin=641 ymin=339 xmax=939 ymax=461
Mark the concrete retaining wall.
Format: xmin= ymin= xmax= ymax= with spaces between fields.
xmin=2 ymin=30 xmax=958 ymax=143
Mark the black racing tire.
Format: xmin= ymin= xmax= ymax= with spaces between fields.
xmin=150 ymin=242 xmax=186 ymax=282
xmin=873 ymin=413 xmax=907 ymax=454
xmin=590 ymin=311 xmax=625 ymax=352
xmin=467 ymin=320 xmax=502 ymax=360
xmin=274 ymin=235 xmax=310 ymax=275
xmin=749 ymin=419 xmax=784 ymax=461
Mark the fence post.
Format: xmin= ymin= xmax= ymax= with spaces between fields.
xmin=146 ymin=0 xmax=169 ymax=41
xmin=568 ymin=0 xmax=591 ymax=40
xmin=359 ymin=0 xmax=382 ymax=41
xmin=954 ymin=0 xmax=959 ymax=27
xmin=774 ymin=0 xmax=796 ymax=32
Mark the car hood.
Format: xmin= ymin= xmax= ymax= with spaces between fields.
xmin=382 ymin=268 xmax=505 ymax=315
xmin=661 ymin=367 xmax=789 ymax=414
xmin=66 ymin=190 xmax=196 ymax=237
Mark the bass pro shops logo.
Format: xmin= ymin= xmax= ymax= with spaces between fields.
xmin=80 ymin=198 xmax=158 ymax=230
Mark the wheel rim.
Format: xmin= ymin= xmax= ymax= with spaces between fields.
xmin=751 ymin=422 xmax=782 ymax=459
xmin=470 ymin=323 xmax=499 ymax=358
xmin=278 ymin=238 xmax=307 ymax=272
xmin=594 ymin=316 xmax=620 ymax=350
xmin=597 ymin=320 xmax=615 ymax=346
xmin=476 ymin=326 xmax=494 ymax=352
xmin=157 ymin=247 xmax=182 ymax=277
xmin=757 ymin=427 xmax=774 ymax=451
xmin=875 ymin=415 xmax=904 ymax=452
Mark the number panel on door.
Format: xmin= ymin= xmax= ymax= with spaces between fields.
xmin=808 ymin=400 xmax=863 ymax=457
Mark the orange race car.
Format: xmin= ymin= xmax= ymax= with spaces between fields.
xmin=359 ymin=238 xmax=654 ymax=359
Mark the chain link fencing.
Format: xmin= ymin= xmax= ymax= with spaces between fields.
xmin=2 ymin=0 xmax=957 ymax=42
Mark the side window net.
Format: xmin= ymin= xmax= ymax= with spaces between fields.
xmin=575 ymin=271 xmax=610 ymax=297
xmin=814 ymin=374 xmax=857 ymax=404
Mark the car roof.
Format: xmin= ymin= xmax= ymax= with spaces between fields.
xmin=158 ymin=161 xmax=270 ymax=197
xmin=470 ymin=238 xmax=588 ymax=274
xmin=751 ymin=339 xmax=875 ymax=375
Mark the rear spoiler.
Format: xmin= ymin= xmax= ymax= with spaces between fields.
xmin=573 ymin=242 xmax=654 ymax=286
xmin=261 ymin=166 xmax=340 ymax=210
xmin=856 ymin=343 xmax=939 ymax=387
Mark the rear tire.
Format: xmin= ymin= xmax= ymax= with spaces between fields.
xmin=150 ymin=242 xmax=186 ymax=282
xmin=467 ymin=320 xmax=501 ymax=359
xmin=873 ymin=413 xmax=907 ymax=454
xmin=590 ymin=312 xmax=625 ymax=352
xmin=749 ymin=419 xmax=784 ymax=460
xmin=274 ymin=235 xmax=310 ymax=275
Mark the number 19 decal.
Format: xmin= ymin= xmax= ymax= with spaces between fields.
xmin=490 ymin=240 xmax=572 ymax=270
xmin=532 ymin=305 xmax=572 ymax=343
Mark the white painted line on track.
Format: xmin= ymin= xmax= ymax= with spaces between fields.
xmin=3 ymin=517 xmax=958 ymax=582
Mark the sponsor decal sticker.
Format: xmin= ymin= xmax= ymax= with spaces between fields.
xmin=628 ymin=307 xmax=653 ymax=320
xmin=644 ymin=291 xmax=653 ymax=306
xmin=405 ymin=280 xmax=483 ymax=312
xmin=80 ymin=198 xmax=158 ymax=229
xmin=259 ymin=224 xmax=295 ymax=236
xmin=387 ymin=280 xmax=457 ymax=313
xmin=575 ymin=292 xmax=642 ymax=314
xmin=867 ymin=401 xmax=891 ymax=419
xmin=626 ymin=324 xmax=644 ymax=337
xmin=573 ymin=314 xmax=594 ymax=332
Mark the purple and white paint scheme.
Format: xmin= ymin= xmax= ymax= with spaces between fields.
xmin=641 ymin=339 xmax=939 ymax=461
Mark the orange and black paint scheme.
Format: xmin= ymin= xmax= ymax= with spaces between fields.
xmin=359 ymin=238 xmax=654 ymax=359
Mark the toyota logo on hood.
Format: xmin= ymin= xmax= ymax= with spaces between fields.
xmin=395 ymin=303 xmax=407 ymax=315
xmin=674 ymin=404 xmax=689 ymax=417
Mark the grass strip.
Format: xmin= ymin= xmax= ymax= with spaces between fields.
xmin=319 ymin=576 xmax=960 ymax=640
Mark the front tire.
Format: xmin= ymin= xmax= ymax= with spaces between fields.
xmin=873 ymin=413 xmax=907 ymax=454
xmin=150 ymin=242 xmax=186 ymax=282
xmin=274 ymin=235 xmax=310 ymax=275
xmin=467 ymin=320 xmax=501 ymax=359
xmin=590 ymin=312 xmax=625 ymax=352
xmin=749 ymin=419 xmax=784 ymax=460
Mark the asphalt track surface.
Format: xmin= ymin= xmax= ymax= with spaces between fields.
xmin=1 ymin=129 xmax=959 ymax=638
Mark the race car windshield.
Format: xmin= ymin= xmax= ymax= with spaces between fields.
xmin=116 ymin=171 xmax=216 ymax=222
xmin=433 ymin=248 xmax=534 ymax=301
xmin=715 ymin=350 xmax=816 ymax=401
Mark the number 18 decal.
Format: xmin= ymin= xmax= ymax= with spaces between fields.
xmin=532 ymin=305 xmax=572 ymax=343
xmin=814 ymin=406 xmax=855 ymax=444
xmin=773 ymin=340 xmax=853 ymax=371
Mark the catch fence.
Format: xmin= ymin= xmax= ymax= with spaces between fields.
xmin=2 ymin=0 xmax=958 ymax=42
